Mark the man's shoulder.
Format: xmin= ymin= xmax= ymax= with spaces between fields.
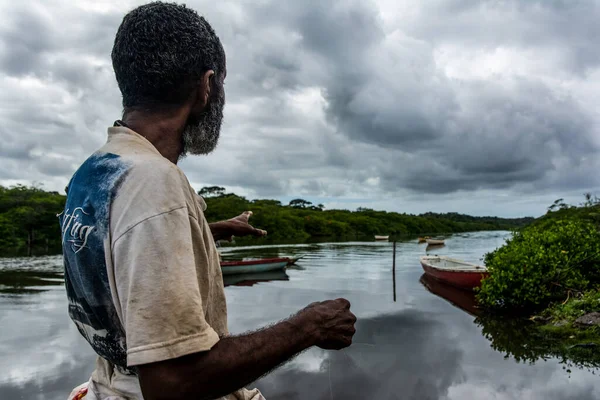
xmin=109 ymin=155 xmax=199 ymax=240
xmin=122 ymin=152 xmax=188 ymax=186
xmin=100 ymin=127 xmax=184 ymax=181
xmin=74 ymin=147 xmax=189 ymax=198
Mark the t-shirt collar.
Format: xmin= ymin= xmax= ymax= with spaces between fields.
xmin=106 ymin=124 xmax=163 ymax=157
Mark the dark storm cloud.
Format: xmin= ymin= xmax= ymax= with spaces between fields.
xmin=0 ymin=7 xmax=56 ymax=76
xmin=265 ymin=0 xmax=599 ymax=194
xmin=0 ymin=140 xmax=33 ymax=160
xmin=405 ymin=0 xmax=600 ymax=75
xmin=0 ymin=1 xmax=123 ymax=186
xmin=193 ymin=0 xmax=599 ymax=198
xmin=0 ymin=0 xmax=599 ymax=215
xmin=0 ymin=4 xmax=118 ymax=92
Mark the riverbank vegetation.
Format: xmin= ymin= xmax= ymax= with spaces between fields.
xmin=0 ymin=184 xmax=533 ymax=256
xmin=477 ymin=195 xmax=600 ymax=349
xmin=0 ymin=185 xmax=65 ymax=256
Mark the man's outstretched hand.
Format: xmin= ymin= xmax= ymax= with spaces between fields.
xmin=209 ymin=211 xmax=267 ymax=242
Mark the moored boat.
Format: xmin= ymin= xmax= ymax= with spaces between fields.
xmin=220 ymin=257 xmax=289 ymax=275
xmin=418 ymin=236 xmax=430 ymax=243
xmin=419 ymin=255 xmax=488 ymax=290
xmin=374 ymin=235 xmax=390 ymax=241
xmin=426 ymin=238 xmax=445 ymax=246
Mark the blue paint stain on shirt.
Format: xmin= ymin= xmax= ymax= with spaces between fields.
xmin=60 ymin=152 xmax=131 ymax=372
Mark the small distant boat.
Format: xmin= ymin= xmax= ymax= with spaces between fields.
xmin=418 ymin=236 xmax=430 ymax=243
xmin=426 ymin=238 xmax=445 ymax=246
xmin=220 ymin=258 xmax=289 ymax=275
xmin=420 ymin=255 xmax=488 ymax=290
xmin=374 ymin=235 xmax=390 ymax=241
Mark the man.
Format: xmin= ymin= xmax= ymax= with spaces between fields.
xmin=61 ymin=2 xmax=356 ymax=399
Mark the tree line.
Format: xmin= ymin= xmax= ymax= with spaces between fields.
xmin=0 ymin=184 xmax=534 ymax=256
xmin=201 ymin=186 xmax=532 ymax=241
xmin=0 ymin=185 xmax=66 ymax=256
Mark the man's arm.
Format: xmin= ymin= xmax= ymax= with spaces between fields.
xmin=138 ymin=299 xmax=356 ymax=400
xmin=209 ymin=211 xmax=266 ymax=242
xmin=208 ymin=221 xmax=238 ymax=242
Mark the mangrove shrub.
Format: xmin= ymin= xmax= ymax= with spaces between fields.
xmin=477 ymin=219 xmax=600 ymax=311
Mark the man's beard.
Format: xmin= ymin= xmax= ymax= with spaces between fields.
xmin=181 ymin=90 xmax=224 ymax=158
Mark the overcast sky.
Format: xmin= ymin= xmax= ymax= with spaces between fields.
xmin=1 ymin=0 xmax=599 ymax=217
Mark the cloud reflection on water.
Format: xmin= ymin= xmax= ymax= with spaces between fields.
xmin=256 ymin=311 xmax=464 ymax=400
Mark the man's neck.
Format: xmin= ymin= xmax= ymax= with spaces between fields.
xmin=122 ymin=108 xmax=188 ymax=164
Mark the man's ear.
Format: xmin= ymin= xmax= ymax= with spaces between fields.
xmin=194 ymin=69 xmax=215 ymax=111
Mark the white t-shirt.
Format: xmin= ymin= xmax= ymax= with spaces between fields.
xmin=61 ymin=126 xmax=262 ymax=399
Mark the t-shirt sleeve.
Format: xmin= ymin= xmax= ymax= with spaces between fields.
xmin=111 ymin=206 xmax=219 ymax=367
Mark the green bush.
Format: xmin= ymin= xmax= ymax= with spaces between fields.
xmin=477 ymin=219 xmax=600 ymax=311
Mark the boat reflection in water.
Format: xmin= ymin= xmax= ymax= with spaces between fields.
xmin=223 ymin=270 xmax=289 ymax=287
xmin=419 ymin=273 xmax=481 ymax=317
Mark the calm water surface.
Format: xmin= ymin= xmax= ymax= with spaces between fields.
xmin=1 ymin=231 xmax=599 ymax=399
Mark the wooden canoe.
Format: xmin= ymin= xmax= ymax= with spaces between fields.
xmin=220 ymin=257 xmax=289 ymax=275
xmin=419 ymin=255 xmax=488 ymax=290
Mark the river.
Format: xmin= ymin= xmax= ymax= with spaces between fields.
xmin=1 ymin=231 xmax=598 ymax=399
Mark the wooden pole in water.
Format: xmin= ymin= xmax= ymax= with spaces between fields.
xmin=392 ymin=240 xmax=397 ymax=302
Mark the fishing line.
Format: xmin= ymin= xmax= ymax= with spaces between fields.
xmin=328 ymin=358 xmax=333 ymax=400
xmin=324 ymin=342 xmax=379 ymax=399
